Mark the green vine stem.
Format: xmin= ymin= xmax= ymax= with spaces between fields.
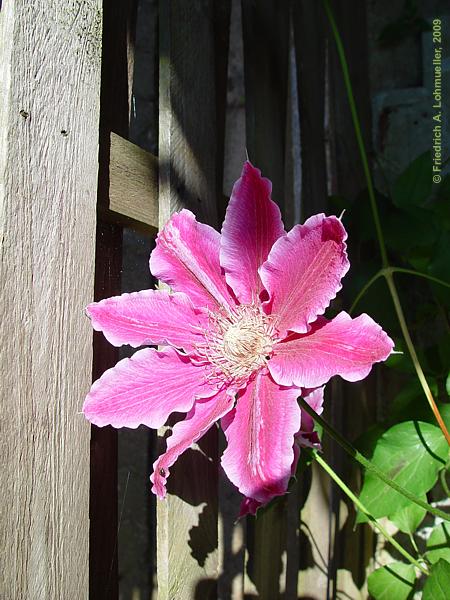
xmin=307 ymin=449 xmax=429 ymax=575
xmin=298 ymin=398 xmax=450 ymax=523
xmin=323 ymin=0 xmax=450 ymax=446
xmin=350 ymin=267 xmax=450 ymax=315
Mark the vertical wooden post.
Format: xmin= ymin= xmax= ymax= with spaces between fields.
xmin=0 ymin=1 xmax=102 ymax=598
xmin=157 ymin=1 xmax=227 ymax=598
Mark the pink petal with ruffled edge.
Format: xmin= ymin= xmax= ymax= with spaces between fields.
xmin=150 ymin=209 xmax=235 ymax=310
xmin=300 ymin=387 xmax=324 ymax=436
xmin=151 ymin=389 xmax=235 ymax=497
xmin=221 ymin=370 xmax=301 ymax=504
xmin=83 ymin=347 xmax=218 ymax=429
xmin=268 ymin=312 xmax=394 ymax=389
xmin=86 ymin=290 xmax=208 ymax=352
xmin=220 ymin=162 xmax=285 ymax=303
xmin=296 ymin=387 xmax=325 ymax=449
xmin=259 ymin=214 xmax=349 ymax=337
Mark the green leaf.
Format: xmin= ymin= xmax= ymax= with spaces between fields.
xmin=426 ymin=523 xmax=450 ymax=565
xmin=423 ymin=559 xmax=450 ymax=600
xmin=391 ymin=497 xmax=426 ymax=534
xmin=358 ymin=421 xmax=448 ymax=522
xmin=392 ymin=152 xmax=432 ymax=208
xmin=446 ymin=373 xmax=450 ymax=397
xmin=368 ymin=562 xmax=415 ymax=600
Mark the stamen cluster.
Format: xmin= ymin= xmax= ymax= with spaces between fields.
xmin=198 ymin=304 xmax=276 ymax=385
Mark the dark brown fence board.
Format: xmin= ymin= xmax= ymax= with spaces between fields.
xmin=326 ymin=2 xmax=375 ymax=597
xmin=293 ymin=0 xmax=328 ymax=219
xmin=90 ymin=1 xmax=137 ymax=597
xmin=241 ymin=1 xmax=290 ymax=597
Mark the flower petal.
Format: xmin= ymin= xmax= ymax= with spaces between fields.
xmin=268 ymin=312 xmax=394 ymax=388
xmin=150 ymin=209 xmax=235 ymax=310
xmin=83 ymin=347 xmax=218 ymax=429
xmin=259 ymin=214 xmax=349 ymax=336
xmin=220 ymin=162 xmax=285 ymax=303
xmin=221 ymin=370 xmax=301 ymax=504
xmin=86 ymin=290 xmax=208 ymax=352
xmin=297 ymin=387 xmax=325 ymax=448
xmin=151 ymin=389 xmax=235 ymax=498
xmin=238 ymin=497 xmax=262 ymax=518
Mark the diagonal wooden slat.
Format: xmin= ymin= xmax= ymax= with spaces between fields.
xmin=107 ymin=132 xmax=159 ymax=233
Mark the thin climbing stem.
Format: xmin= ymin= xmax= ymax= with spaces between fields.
xmin=323 ymin=0 xmax=450 ymax=445
xmin=386 ymin=275 xmax=450 ymax=445
xmin=389 ymin=267 xmax=450 ymax=288
xmin=309 ymin=449 xmax=429 ymax=575
xmin=350 ymin=267 xmax=450 ymax=314
xmin=298 ymin=398 xmax=450 ymax=523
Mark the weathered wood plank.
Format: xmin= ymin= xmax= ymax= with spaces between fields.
xmin=293 ymin=0 xmax=328 ymax=219
xmin=325 ymin=2 xmax=375 ymax=596
xmin=241 ymin=2 xmax=290 ymax=598
xmin=0 ymin=1 xmax=102 ymax=598
xmin=89 ymin=1 xmax=137 ymax=598
xmin=156 ymin=1 xmax=223 ymax=598
xmin=291 ymin=4 xmax=334 ymax=597
xmin=241 ymin=0 xmax=290 ymax=205
xmin=108 ymin=132 xmax=158 ymax=232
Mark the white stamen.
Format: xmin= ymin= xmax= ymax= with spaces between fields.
xmin=196 ymin=303 xmax=277 ymax=385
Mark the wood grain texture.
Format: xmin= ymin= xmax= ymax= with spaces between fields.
xmin=156 ymin=1 xmax=224 ymax=598
xmin=326 ymin=3 xmax=377 ymax=597
xmin=293 ymin=0 xmax=328 ymax=219
xmin=0 ymin=1 xmax=102 ymax=598
xmin=89 ymin=2 xmax=136 ymax=597
xmin=108 ymin=132 xmax=158 ymax=232
xmin=241 ymin=0 xmax=290 ymax=206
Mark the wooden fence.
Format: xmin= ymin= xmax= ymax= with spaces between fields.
xmin=1 ymin=1 xmax=375 ymax=598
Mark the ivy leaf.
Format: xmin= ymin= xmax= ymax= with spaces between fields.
xmin=367 ymin=562 xmax=415 ymax=599
xmin=392 ymin=152 xmax=432 ymax=208
xmin=358 ymin=421 xmax=448 ymax=522
xmin=423 ymin=559 xmax=450 ymax=600
xmin=391 ymin=496 xmax=426 ymax=534
xmin=426 ymin=523 xmax=450 ymax=565
xmin=446 ymin=373 xmax=450 ymax=397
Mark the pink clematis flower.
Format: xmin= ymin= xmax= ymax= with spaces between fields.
xmin=83 ymin=162 xmax=394 ymax=510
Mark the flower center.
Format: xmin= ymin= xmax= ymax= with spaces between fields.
xmin=198 ymin=304 xmax=276 ymax=384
